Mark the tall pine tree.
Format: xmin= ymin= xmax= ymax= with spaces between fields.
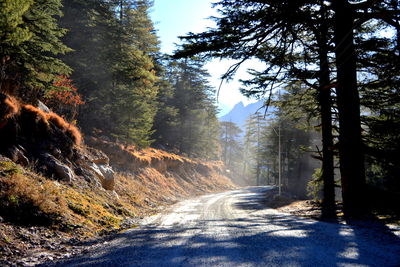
xmin=0 ymin=0 xmax=71 ymax=101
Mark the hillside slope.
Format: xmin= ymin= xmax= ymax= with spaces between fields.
xmin=0 ymin=94 xmax=235 ymax=265
xmin=0 ymin=146 xmax=235 ymax=265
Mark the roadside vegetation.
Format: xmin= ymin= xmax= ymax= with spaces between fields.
xmin=0 ymin=0 xmax=399 ymax=264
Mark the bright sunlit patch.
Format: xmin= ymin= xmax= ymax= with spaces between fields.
xmin=339 ymin=227 xmax=356 ymax=237
xmin=337 ymin=243 xmax=361 ymax=265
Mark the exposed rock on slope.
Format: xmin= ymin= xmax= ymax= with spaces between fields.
xmin=0 ymin=93 xmax=235 ymax=265
xmin=86 ymin=136 xmax=234 ymax=201
xmin=0 ymin=93 xmax=115 ymax=190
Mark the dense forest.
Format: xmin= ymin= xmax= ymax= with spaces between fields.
xmin=1 ymin=0 xmax=400 ymax=221
xmin=0 ymin=0 xmax=220 ymax=158
xmin=175 ymin=0 xmax=400 ymax=218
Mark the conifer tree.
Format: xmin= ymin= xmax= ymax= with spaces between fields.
xmin=243 ymin=112 xmax=269 ymax=185
xmin=0 ymin=0 xmax=71 ymax=101
xmin=154 ymin=58 xmax=220 ymax=159
xmin=220 ymin=121 xmax=242 ymax=168
xmin=174 ymin=0 xmax=399 ymax=218
xmin=60 ymin=0 xmax=160 ymax=146
xmin=59 ymin=0 xmax=116 ymax=131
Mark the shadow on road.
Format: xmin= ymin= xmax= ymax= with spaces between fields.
xmin=43 ymin=187 xmax=400 ymax=267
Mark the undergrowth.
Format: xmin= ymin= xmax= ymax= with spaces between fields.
xmin=0 ymin=160 xmax=65 ymax=226
xmin=0 ymin=159 xmax=130 ymax=236
xmin=0 ymin=147 xmax=235 ymax=238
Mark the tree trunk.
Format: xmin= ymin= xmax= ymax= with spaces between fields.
xmin=318 ymin=3 xmax=336 ymax=219
xmin=332 ymin=0 xmax=368 ymax=218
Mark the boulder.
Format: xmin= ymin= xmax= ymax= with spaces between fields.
xmin=7 ymin=146 xmax=29 ymax=166
xmin=42 ymin=153 xmax=74 ymax=182
xmin=86 ymin=147 xmax=109 ymax=165
xmin=37 ymin=100 xmax=50 ymax=113
xmin=82 ymin=161 xmax=115 ymax=191
xmin=98 ymin=165 xmax=115 ymax=190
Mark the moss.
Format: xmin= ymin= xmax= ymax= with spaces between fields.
xmin=0 ymin=161 xmax=22 ymax=176
xmin=68 ymin=202 xmax=89 ymax=216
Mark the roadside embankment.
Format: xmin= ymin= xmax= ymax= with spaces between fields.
xmin=0 ymin=94 xmax=236 ymax=265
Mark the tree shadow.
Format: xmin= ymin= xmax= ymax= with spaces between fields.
xmin=42 ymin=187 xmax=400 ymax=267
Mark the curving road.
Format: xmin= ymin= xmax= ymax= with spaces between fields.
xmin=48 ymin=187 xmax=400 ymax=267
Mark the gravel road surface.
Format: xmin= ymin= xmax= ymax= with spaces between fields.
xmin=47 ymin=187 xmax=400 ymax=267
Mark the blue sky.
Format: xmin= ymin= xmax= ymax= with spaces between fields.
xmin=150 ymin=0 xmax=258 ymax=116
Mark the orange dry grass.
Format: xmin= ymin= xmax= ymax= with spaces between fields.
xmin=113 ymin=146 xmax=236 ymax=204
xmin=0 ymin=94 xmax=82 ymax=146
xmin=46 ymin=112 xmax=82 ymax=145
xmin=2 ymin=96 xmax=20 ymax=119
xmin=0 ymin=143 xmax=236 ymax=238
xmin=22 ymin=105 xmax=50 ymax=126
xmin=116 ymin=144 xmax=235 ymax=196
xmin=0 ymin=162 xmax=67 ymax=224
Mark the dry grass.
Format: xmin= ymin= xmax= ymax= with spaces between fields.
xmin=0 ymin=142 xmax=236 ymax=239
xmin=1 ymin=96 xmax=20 ymax=120
xmin=0 ymin=160 xmax=66 ymax=226
xmin=46 ymin=112 xmax=82 ymax=145
xmin=0 ymin=159 xmax=123 ymax=236
xmin=0 ymin=94 xmax=82 ymax=147
xmin=21 ymin=105 xmax=50 ymax=126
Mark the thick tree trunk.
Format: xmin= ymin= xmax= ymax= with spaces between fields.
xmin=318 ymin=33 xmax=336 ymax=219
xmin=332 ymin=0 xmax=368 ymax=218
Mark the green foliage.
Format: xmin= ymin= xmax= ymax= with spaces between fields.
xmin=220 ymin=121 xmax=243 ymax=170
xmin=152 ymin=58 xmax=180 ymax=147
xmin=356 ymin=19 xmax=400 ymax=195
xmin=242 ymin=112 xmax=269 ymax=185
xmin=153 ymin=58 xmax=220 ymax=159
xmin=0 ymin=0 xmax=71 ymax=100
xmin=60 ymin=0 xmax=159 ymax=146
xmin=0 ymin=0 xmax=33 ymax=47
xmin=307 ymin=168 xmax=323 ymax=201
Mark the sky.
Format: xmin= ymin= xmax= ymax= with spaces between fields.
xmin=149 ymin=0 xmax=260 ymax=116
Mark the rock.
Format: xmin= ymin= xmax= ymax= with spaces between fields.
xmin=7 ymin=146 xmax=29 ymax=166
xmin=86 ymin=147 xmax=109 ymax=165
xmin=37 ymin=100 xmax=50 ymax=113
xmin=53 ymin=162 xmax=74 ymax=182
xmin=98 ymin=165 xmax=115 ymax=190
xmin=42 ymin=153 xmax=74 ymax=182
xmin=81 ymin=162 xmax=115 ymax=190
xmin=74 ymin=167 xmax=102 ymax=187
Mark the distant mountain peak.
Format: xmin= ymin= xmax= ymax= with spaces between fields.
xmin=219 ymin=100 xmax=265 ymax=129
xmin=234 ymin=101 xmax=244 ymax=108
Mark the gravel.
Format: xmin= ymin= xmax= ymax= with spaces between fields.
xmin=43 ymin=187 xmax=400 ymax=267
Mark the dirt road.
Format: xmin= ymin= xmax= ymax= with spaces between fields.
xmin=47 ymin=187 xmax=400 ymax=267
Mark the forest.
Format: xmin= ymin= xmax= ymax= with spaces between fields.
xmin=1 ymin=0 xmax=399 ymax=223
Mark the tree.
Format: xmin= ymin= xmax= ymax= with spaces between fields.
xmin=175 ymin=0 xmax=338 ymax=216
xmin=357 ymin=12 xmax=400 ymax=211
xmin=0 ymin=0 xmax=71 ymax=101
xmin=243 ymin=112 xmax=268 ymax=186
xmin=60 ymin=0 xmax=160 ymax=146
xmin=59 ymin=0 xmax=116 ymax=132
xmin=220 ymin=121 xmax=243 ymax=175
xmin=329 ymin=0 xmax=399 ymax=217
xmin=152 ymin=57 xmax=180 ymax=149
xmin=153 ymin=58 xmax=220 ymax=159
xmin=175 ymin=0 xmax=400 ymax=218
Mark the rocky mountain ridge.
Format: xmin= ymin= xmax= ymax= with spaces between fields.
xmin=219 ymin=100 xmax=274 ymax=130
